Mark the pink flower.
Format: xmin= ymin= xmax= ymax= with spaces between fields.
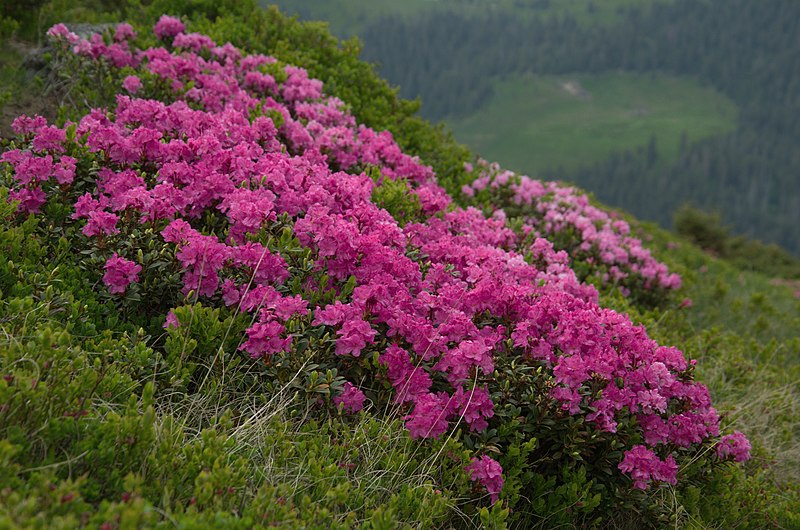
xmin=716 ymin=431 xmax=751 ymax=462
xmin=466 ymin=455 xmax=504 ymax=503
xmin=379 ymin=345 xmax=432 ymax=402
xmin=239 ymin=318 xmax=291 ymax=358
xmin=450 ymin=385 xmax=495 ymax=432
xmin=54 ymin=156 xmax=76 ymax=185
xmin=404 ymin=392 xmax=452 ymax=439
xmin=103 ymin=253 xmax=141 ymax=294
xmin=72 ymin=193 xmax=107 ymax=219
xmin=618 ymin=445 xmax=678 ymax=490
xmin=11 ymin=114 xmax=47 ymax=136
xmin=232 ymin=242 xmax=289 ymax=285
xmin=82 ymin=210 xmax=120 ymax=237
xmin=7 ymin=152 xmax=54 ymax=186
xmin=31 ymin=126 xmax=66 ymax=153
xmin=153 ymin=15 xmax=185 ymax=40
xmin=47 ymin=23 xmax=70 ymax=38
xmin=335 ymin=318 xmax=376 ymax=357
xmin=122 ymin=75 xmax=142 ymax=94
xmin=114 ymin=23 xmax=136 ymax=42
xmin=9 ymin=187 xmax=46 ymax=214
xmin=47 ymin=23 xmax=79 ymax=44
xmin=220 ymin=279 xmax=241 ymax=307
xmin=333 ymin=382 xmax=366 ymax=413
xmin=163 ymin=311 xmax=180 ymax=330
xmin=172 ymin=32 xmax=216 ymax=52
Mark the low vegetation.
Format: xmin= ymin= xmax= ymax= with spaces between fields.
xmin=0 ymin=2 xmax=797 ymax=528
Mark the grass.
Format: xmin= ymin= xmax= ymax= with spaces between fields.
xmin=447 ymin=72 xmax=738 ymax=176
xmin=266 ymin=0 xmax=665 ymax=38
xmin=623 ymin=219 xmax=800 ymax=483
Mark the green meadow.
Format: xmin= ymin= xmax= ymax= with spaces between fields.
xmin=447 ymin=72 xmax=738 ymax=176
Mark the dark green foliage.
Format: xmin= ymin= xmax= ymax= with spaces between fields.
xmin=675 ymin=204 xmax=800 ymax=279
xmin=369 ymin=170 xmax=424 ymax=226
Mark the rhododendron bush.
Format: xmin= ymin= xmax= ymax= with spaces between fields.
xmin=461 ymin=159 xmax=681 ymax=303
xmin=0 ymin=17 xmax=749 ymax=516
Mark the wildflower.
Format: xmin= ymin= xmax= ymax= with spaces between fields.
xmin=47 ymin=23 xmax=81 ymax=45
xmin=54 ymin=156 xmax=76 ymax=185
xmin=163 ymin=311 xmax=180 ymax=330
xmin=618 ymin=445 xmax=678 ymax=490
xmin=404 ymin=393 xmax=452 ymax=439
xmin=11 ymin=114 xmax=47 ymax=136
xmin=240 ymin=318 xmax=291 ymax=359
xmin=450 ymin=385 xmax=495 ymax=432
xmin=466 ymin=456 xmax=504 ymax=503
xmin=82 ymin=210 xmax=120 ymax=237
xmin=32 ymin=126 xmax=66 ymax=153
xmin=122 ymin=75 xmax=142 ymax=94
xmin=716 ymin=431 xmax=751 ymax=462
xmin=333 ymin=382 xmax=366 ymax=413
xmin=153 ymin=15 xmax=185 ymax=40
xmin=114 ymin=23 xmax=136 ymax=42
xmin=103 ymin=254 xmax=141 ymax=294
xmin=335 ymin=318 xmax=376 ymax=357
xmin=9 ymin=187 xmax=46 ymax=213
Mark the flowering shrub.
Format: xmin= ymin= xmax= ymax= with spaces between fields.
xmin=462 ymin=159 xmax=681 ymax=302
xmin=0 ymin=17 xmax=750 ymax=519
xmin=103 ymin=253 xmax=141 ymax=294
xmin=466 ymin=456 xmax=505 ymax=503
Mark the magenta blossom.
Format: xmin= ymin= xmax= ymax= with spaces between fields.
xmin=163 ymin=311 xmax=180 ymax=330
xmin=716 ymin=431 xmax=751 ymax=462
xmin=333 ymin=382 xmax=366 ymax=413
xmin=153 ymin=15 xmax=185 ymax=40
xmin=618 ymin=445 xmax=678 ymax=490
xmin=122 ymin=75 xmax=142 ymax=94
xmin=103 ymin=253 xmax=141 ymax=294
xmin=466 ymin=455 xmax=504 ymax=503
xmin=114 ymin=23 xmax=136 ymax=42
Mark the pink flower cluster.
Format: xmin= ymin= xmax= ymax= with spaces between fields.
xmin=463 ymin=159 xmax=681 ymax=295
xmin=716 ymin=431 xmax=751 ymax=463
xmin=466 ymin=455 xmax=504 ymax=503
xmin=334 ymin=382 xmax=367 ymax=413
xmin=0 ymin=19 xmax=752 ymax=501
xmin=103 ymin=253 xmax=141 ymax=294
xmin=617 ymin=445 xmax=678 ymax=490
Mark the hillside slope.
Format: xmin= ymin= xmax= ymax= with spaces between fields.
xmin=0 ymin=2 xmax=798 ymax=528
